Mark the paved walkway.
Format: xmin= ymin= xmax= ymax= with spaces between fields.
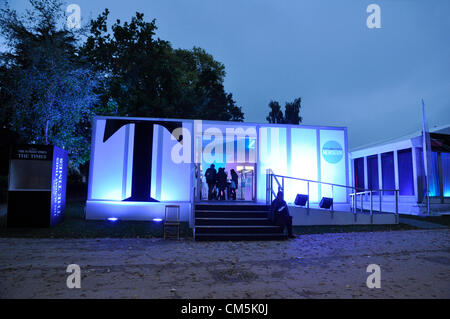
xmin=0 ymin=229 xmax=449 ymax=298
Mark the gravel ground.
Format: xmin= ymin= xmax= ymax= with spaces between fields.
xmin=0 ymin=229 xmax=449 ymax=299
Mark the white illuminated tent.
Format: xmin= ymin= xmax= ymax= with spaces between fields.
xmin=349 ymin=124 xmax=450 ymax=215
xmin=86 ymin=116 xmax=352 ymax=224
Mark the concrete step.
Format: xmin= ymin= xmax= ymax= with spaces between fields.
xmin=195 ymin=211 xmax=269 ymax=218
xmin=195 ymin=232 xmax=287 ymax=241
xmin=194 ymin=203 xmax=285 ymax=241
xmin=195 ymin=204 xmax=270 ymax=212
xmin=195 ymin=217 xmax=273 ymax=226
xmin=195 ymin=225 xmax=282 ymax=234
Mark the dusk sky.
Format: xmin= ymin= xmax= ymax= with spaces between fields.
xmin=6 ymin=0 xmax=450 ymax=149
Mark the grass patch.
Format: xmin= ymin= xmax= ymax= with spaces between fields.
xmin=399 ymin=214 xmax=450 ymax=227
xmin=0 ymin=201 xmax=192 ymax=239
xmin=293 ymin=223 xmax=419 ymax=235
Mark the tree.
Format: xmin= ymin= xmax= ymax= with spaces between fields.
xmin=266 ymin=98 xmax=302 ymax=124
xmin=81 ymin=10 xmax=244 ymax=121
xmin=0 ymin=0 xmax=245 ymax=171
xmin=266 ymin=100 xmax=284 ymax=124
xmin=284 ymin=97 xmax=302 ymax=124
xmin=0 ymin=65 xmax=14 ymax=130
xmin=0 ymin=0 xmax=107 ymax=170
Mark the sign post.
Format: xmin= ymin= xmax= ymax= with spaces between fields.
xmin=7 ymin=145 xmax=68 ymax=227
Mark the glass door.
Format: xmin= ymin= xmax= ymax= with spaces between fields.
xmin=236 ymin=164 xmax=256 ymax=201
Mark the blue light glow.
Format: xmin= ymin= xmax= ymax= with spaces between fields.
xmin=427 ymin=152 xmax=440 ymax=197
xmin=152 ymin=218 xmax=163 ymax=222
xmin=442 ymin=152 xmax=450 ymax=197
xmin=257 ymin=126 xmax=287 ymax=201
xmin=320 ymin=130 xmax=347 ymax=202
xmin=107 ymin=217 xmax=119 ymax=222
xmin=89 ymin=118 xmax=349 ymax=206
xmin=289 ymin=128 xmax=318 ymax=202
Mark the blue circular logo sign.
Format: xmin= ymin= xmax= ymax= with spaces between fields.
xmin=322 ymin=140 xmax=343 ymax=164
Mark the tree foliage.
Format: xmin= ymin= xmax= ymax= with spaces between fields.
xmin=0 ymin=0 xmax=245 ymax=172
xmin=284 ymin=98 xmax=302 ymax=124
xmin=266 ymin=100 xmax=284 ymax=124
xmin=81 ymin=10 xmax=244 ymax=121
xmin=0 ymin=0 xmax=106 ymax=170
xmin=266 ymin=97 xmax=302 ymax=124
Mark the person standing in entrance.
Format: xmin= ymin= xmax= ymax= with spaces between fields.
xmin=216 ymin=167 xmax=228 ymax=200
xmin=230 ymin=169 xmax=239 ymax=200
xmin=205 ymin=164 xmax=217 ymax=200
xmin=270 ymin=190 xmax=295 ymax=238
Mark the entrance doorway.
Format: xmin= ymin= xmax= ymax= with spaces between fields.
xmin=235 ymin=164 xmax=256 ymax=201
xmin=193 ymin=122 xmax=257 ymax=203
xmin=194 ymin=163 xmax=256 ymax=202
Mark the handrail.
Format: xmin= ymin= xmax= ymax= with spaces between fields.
xmin=349 ymin=190 xmax=398 ymax=195
xmin=266 ymin=169 xmax=350 ymax=214
xmin=271 ymin=173 xmax=354 ymax=190
xmin=272 ymin=174 xmax=282 ymax=190
xmin=266 ymin=169 xmax=400 ymax=223
xmin=273 ymin=172 xmax=399 ymax=198
xmin=349 ymin=189 xmax=399 ymax=223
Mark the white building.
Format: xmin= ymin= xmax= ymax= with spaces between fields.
xmin=86 ymin=117 xmax=360 ymax=221
xmin=349 ymin=125 xmax=450 ymax=215
xmin=85 ymin=116 xmax=399 ymax=228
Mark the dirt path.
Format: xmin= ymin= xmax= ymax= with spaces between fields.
xmin=0 ymin=229 xmax=449 ymax=298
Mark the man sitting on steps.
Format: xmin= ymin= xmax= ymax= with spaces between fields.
xmin=270 ymin=190 xmax=295 ymax=239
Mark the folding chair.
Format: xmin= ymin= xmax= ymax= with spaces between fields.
xmin=163 ymin=205 xmax=180 ymax=240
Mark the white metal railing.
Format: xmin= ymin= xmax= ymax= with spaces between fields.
xmin=349 ymin=189 xmax=399 ymax=223
xmin=266 ymin=169 xmax=399 ymax=222
xmin=266 ymin=169 xmax=354 ymax=213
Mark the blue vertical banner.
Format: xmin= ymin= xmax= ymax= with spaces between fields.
xmin=50 ymin=146 xmax=68 ymax=226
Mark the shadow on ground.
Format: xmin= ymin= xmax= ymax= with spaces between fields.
xmin=0 ymin=201 xmax=437 ymax=239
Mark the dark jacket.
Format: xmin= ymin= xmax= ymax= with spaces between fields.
xmin=231 ymin=171 xmax=238 ymax=188
xmin=216 ymin=170 xmax=227 ymax=188
xmin=205 ymin=167 xmax=217 ymax=184
xmin=269 ymin=196 xmax=289 ymax=223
